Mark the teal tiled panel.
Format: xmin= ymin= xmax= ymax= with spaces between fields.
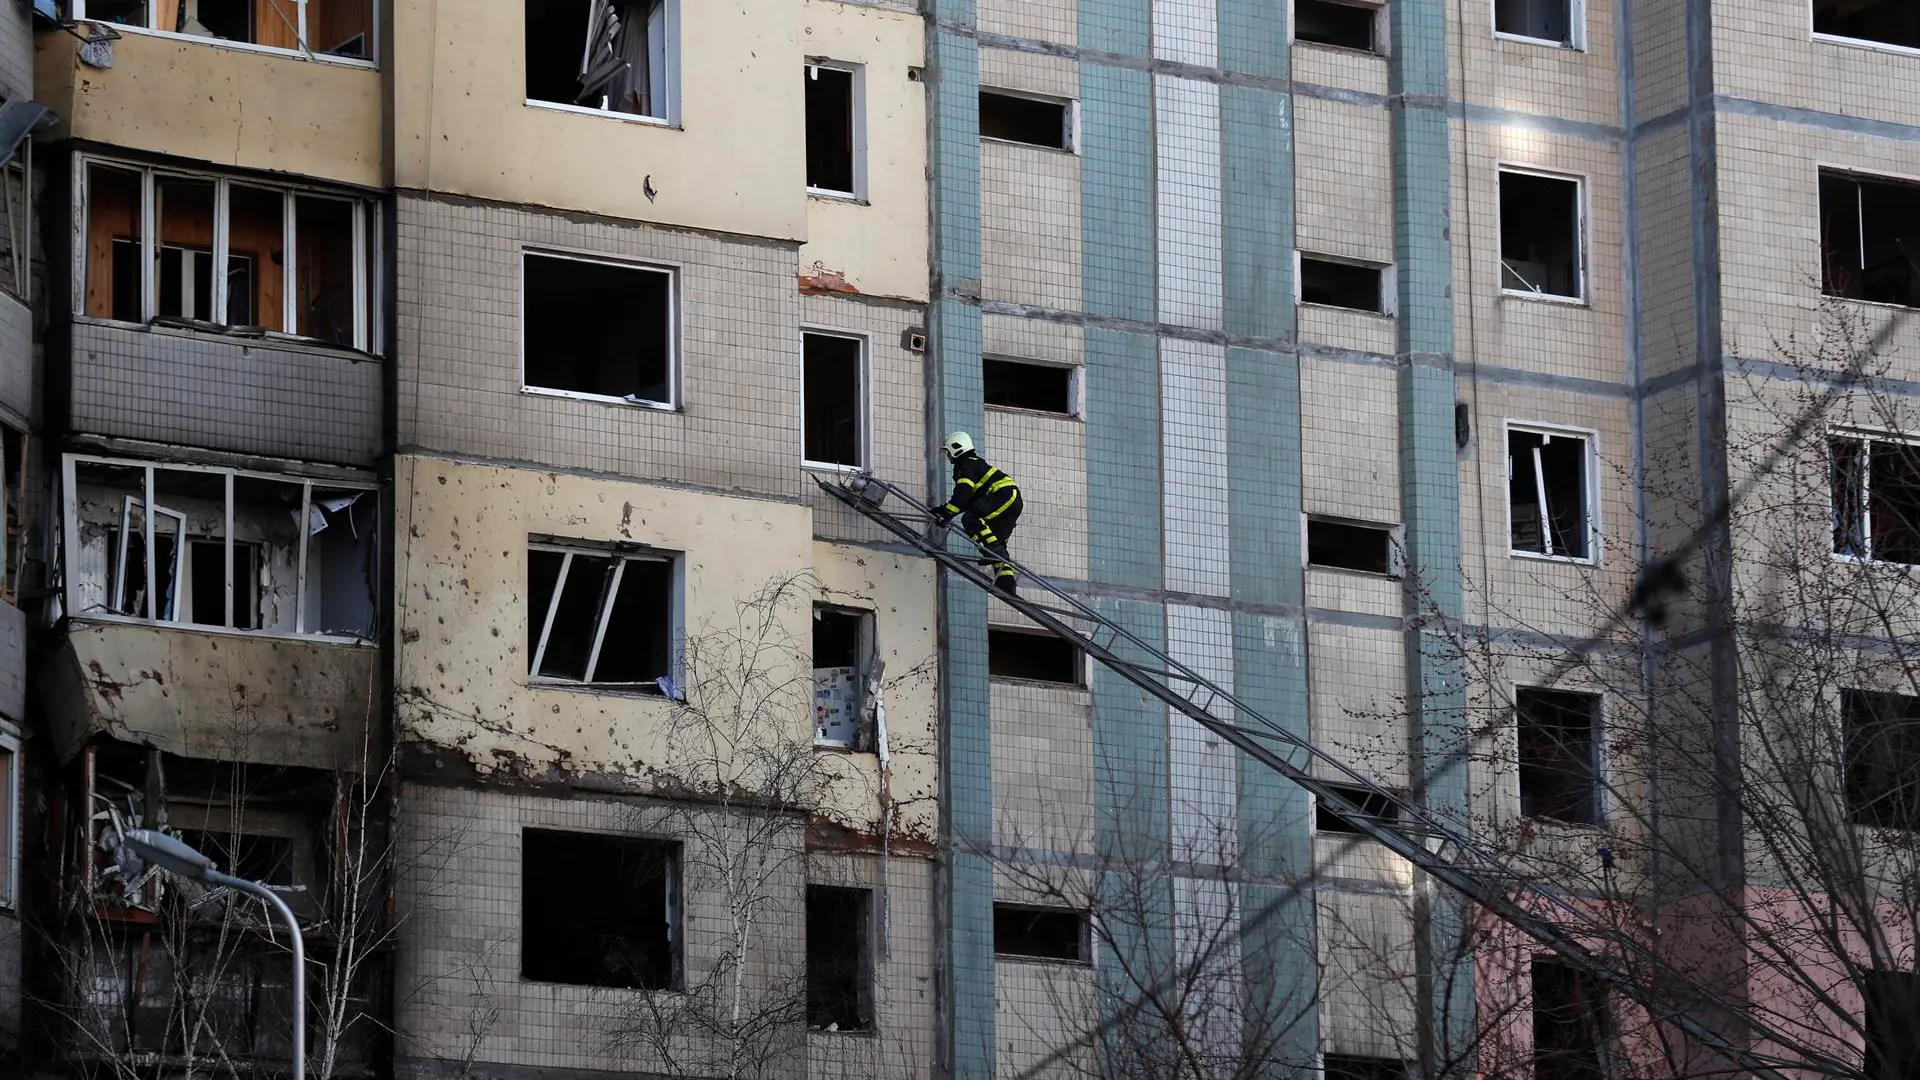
xmin=1222 ymin=86 xmax=1296 ymax=343
xmin=1081 ymin=64 xmax=1157 ymax=323
xmin=1084 ymin=328 xmax=1163 ymax=590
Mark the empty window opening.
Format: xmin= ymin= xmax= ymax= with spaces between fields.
xmin=1532 ymin=959 xmax=1607 ymax=1080
xmin=1306 ymin=518 xmax=1395 ymax=575
xmin=805 ymin=64 xmax=859 ymax=196
xmin=1324 ymin=1056 xmax=1408 ymax=1080
xmin=1843 ymin=690 xmax=1920 ymax=831
xmin=1499 ymin=171 xmax=1583 ymax=299
xmin=1508 ymin=428 xmax=1592 ymax=559
xmin=813 ymin=605 xmax=874 ymax=748
xmin=1863 ymin=968 xmax=1920 ymax=1080
xmin=1831 ymin=435 xmax=1920 ymax=564
xmin=525 ymin=0 xmax=673 ymax=121
xmin=984 ymin=358 xmax=1076 ymax=416
xmin=528 ymin=543 xmax=677 ymax=687
xmin=1516 ymin=687 xmax=1599 ymax=826
xmin=1821 ymin=172 xmax=1920 ymax=310
xmin=806 ymin=885 xmax=873 ymax=1032
xmin=1814 ymin=0 xmax=1920 ymax=51
xmin=1295 ymin=0 xmax=1378 ymax=52
xmin=0 ymin=130 xmax=32 ymax=302
xmin=803 ymin=332 xmax=865 ymax=468
xmin=980 ymin=90 xmax=1072 ymax=151
xmin=993 ymin=904 xmax=1089 ymax=962
xmin=73 ymin=0 xmax=373 ymax=57
xmin=1300 ymin=255 xmax=1385 ymax=312
xmin=0 ymin=737 xmax=14 ymax=906
xmin=988 ymin=628 xmax=1083 ymax=686
xmin=522 ymin=829 xmax=678 ymax=989
xmin=1 ymin=426 xmax=28 ymax=605
xmin=1495 ymin=0 xmax=1574 ymax=45
xmin=1314 ymin=782 xmax=1400 ymax=835
xmin=522 ymin=252 xmax=674 ymax=406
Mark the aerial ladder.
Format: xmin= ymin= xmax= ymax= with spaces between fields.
xmin=815 ymin=471 xmax=1855 ymax=1080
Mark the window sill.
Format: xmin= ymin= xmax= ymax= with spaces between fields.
xmin=981 ymin=136 xmax=1078 ymax=156
xmin=1293 ymin=39 xmax=1386 ymax=60
xmin=812 ymin=739 xmax=873 ymax=754
xmin=805 ymin=460 xmax=869 ymax=476
xmin=1831 ymin=551 xmax=1920 ymax=568
xmin=1518 ymin=814 xmax=1605 ymax=832
xmin=521 ymin=386 xmax=680 ymax=412
xmin=807 ymin=188 xmax=869 ymax=205
xmin=808 ymin=1026 xmax=880 ymax=1039
xmin=74 ymin=314 xmax=382 ymax=360
xmin=524 ymin=98 xmax=677 ymax=129
xmin=1305 ymin=563 xmax=1400 ymax=581
xmin=1499 ymin=288 xmax=1588 ymax=307
xmin=988 ymin=676 xmax=1090 ymax=694
xmin=1299 ymin=300 xmax=1394 ymax=320
xmin=993 ymin=953 xmax=1093 ymax=968
xmin=1492 ymin=31 xmax=1584 ymax=52
xmin=66 ymin=613 xmax=374 ymax=646
xmin=1812 ymin=32 xmax=1920 ymax=60
xmin=1508 ymin=549 xmax=1598 ymax=567
xmin=985 ymin=403 xmax=1082 ymax=422
xmin=1820 ymin=292 xmax=1920 ymax=314
xmin=527 ymin=678 xmax=670 ymax=698
xmin=80 ymin=21 xmax=378 ymax=68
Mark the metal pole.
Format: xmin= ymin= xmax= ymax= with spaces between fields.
xmin=209 ymin=868 xmax=305 ymax=1080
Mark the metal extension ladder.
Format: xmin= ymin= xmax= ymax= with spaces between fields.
xmin=815 ymin=471 xmax=1849 ymax=1080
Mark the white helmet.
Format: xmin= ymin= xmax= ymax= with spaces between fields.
xmin=941 ymin=431 xmax=974 ymax=459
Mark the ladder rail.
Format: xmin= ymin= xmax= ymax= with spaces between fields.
xmin=817 ymin=472 xmax=1856 ymax=1080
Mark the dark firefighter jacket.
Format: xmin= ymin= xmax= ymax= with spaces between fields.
xmin=942 ymin=452 xmax=1019 ymax=518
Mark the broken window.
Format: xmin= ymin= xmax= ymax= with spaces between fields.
xmin=527 ymin=541 xmax=678 ymax=688
xmin=993 ymin=903 xmax=1088 ymax=962
xmin=984 ymin=357 xmax=1077 ymax=416
xmin=1324 ymin=1056 xmax=1407 ymax=1080
xmin=1843 ymin=690 xmax=1920 ymax=831
xmin=522 ymin=251 xmax=675 ymax=406
xmin=805 ymin=62 xmax=861 ymax=197
xmin=1508 ymin=428 xmax=1592 ymax=560
xmin=1831 ymin=435 xmax=1920 ymax=564
xmin=63 ymin=454 xmax=379 ymax=637
xmin=80 ymin=158 xmax=378 ymax=350
xmin=1307 ymin=518 xmax=1396 ymax=575
xmin=1300 ymin=255 xmax=1386 ymax=312
xmin=0 ymin=137 xmax=31 ymax=301
xmin=1495 ymin=0 xmax=1575 ymax=45
xmin=1532 ymin=959 xmax=1607 ymax=1080
xmin=1821 ymin=172 xmax=1920 ymax=309
xmin=526 ymin=0 xmax=675 ymax=122
xmin=0 ymin=732 xmax=15 ymax=907
xmin=1 ymin=426 xmax=27 ymax=604
xmin=988 ymin=627 xmax=1083 ymax=686
xmin=814 ymin=605 xmax=874 ymax=748
xmin=806 ymin=885 xmax=873 ymax=1032
xmin=1863 ymin=968 xmax=1920 ymax=1080
xmin=1314 ymin=782 xmax=1400 ymax=835
xmin=1499 ymin=170 xmax=1583 ymax=299
xmin=1516 ymin=687 xmax=1599 ymax=826
xmin=522 ymin=828 xmax=678 ymax=989
xmin=71 ymin=0 xmax=374 ymax=59
xmin=803 ymin=332 xmax=865 ymax=469
xmin=1814 ymin=0 xmax=1920 ymax=51
xmin=1295 ymin=0 xmax=1378 ymax=52
xmin=980 ymin=90 xmax=1073 ymax=151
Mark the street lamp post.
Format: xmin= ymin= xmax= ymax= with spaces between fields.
xmin=121 ymin=828 xmax=306 ymax=1080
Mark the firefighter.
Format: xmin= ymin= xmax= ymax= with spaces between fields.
xmin=932 ymin=431 xmax=1023 ymax=595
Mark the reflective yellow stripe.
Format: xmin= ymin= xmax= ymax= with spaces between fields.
xmin=981 ymin=489 xmax=1020 ymax=520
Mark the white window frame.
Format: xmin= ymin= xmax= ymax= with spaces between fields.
xmin=979 ymin=88 xmax=1081 ymax=155
xmin=60 ymin=453 xmax=379 ymax=641
xmin=1817 ymin=166 xmax=1920 ymax=311
xmin=1510 ymin=681 xmax=1608 ymax=828
xmin=804 ymin=59 xmax=868 ymax=202
xmin=72 ymin=156 xmax=382 ymax=353
xmin=523 ymin=0 xmax=682 ymax=128
xmin=1809 ymin=0 xmax=1920 ymax=58
xmin=527 ymin=541 xmax=684 ymax=691
xmin=1490 ymin=0 xmax=1586 ymax=50
xmin=1829 ymin=428 xmax=1920 ymax=565
xmin=1503 ymin=421 xmax=1600 ymax=565
xmin=800 ymin=328 xmax=871 ymax=474
xmin=0 ymin=728 xmax=16 ymax=909
xmin=68 ymin=0 xmax=377 ymax=67
xmin=518 ymin=247 xmax=681 ymax=411
xmin=1294 ymin=251 xmax=1398 ymax=317
xmin=1496 ymin=165 xmax=1589 ymax=305
xmin=981 ymin=354 xmax=1085 ymax=420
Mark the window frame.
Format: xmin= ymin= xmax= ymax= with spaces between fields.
xmin=812 ymin=603 xmax=876 ymax=750
xmin=1312 ymin=780 xmax=1402 ymax=837
xmin=517 ymin=246 xmax=682 ymax=411
xmin=520 ymin=827 xmax=683 ymax=990
xmin=803 ymin=58 xmax=868 ymax=202
xmin=1295 ymin=250 xmax=1396 ymax=316
xmin=1301 ymin=514 xmax=1404 ymax=577
xmin=1829 ymin=428 xmax=1920 ymax=565
xmin=804 ymin=884 xmax=876 ymax=1032
xmin=1512 ymin=683 xmax=1607 ymax=827
xmin=72 ymin=155 xmax=382 ymax=353
xmin=1491 ymin=0 xmax=1586 ymax=50
xmin=1292 ymin=0 xmax=1387 ymax=56
xmin=800 ymin=328 xmax=872 ymax=474
xmin=978 ymin=88 xmax=1080 ymax=154
xmin=991 ymin=901 xmax=1093 ymax=965
xmin=522 ymin=0 xmax=683 ymax=128
xmin=986 ymin=625 xmax=1088 ymax=687
xmin=1504 ymin=420 xmax=1601 ymax=565
xmin=526 ymin=539 xmax=684 ymax=691
xmin=0 ymin=728 xmax=16 ymax=909
xmin=1809 ymin=0 xmax=1920 ymax=58
xmin=1817 ymin=167 xmax=1920 ymax=311
xmin=982 ymin=354 xmax=1083 ymax=419
xmin=0 ymin=424 xmax=28 ymax=606
xmin=1496 ymin=165 xmax=1590 ymax=304
xmin=68 ymin=0 xmax=379 ymax=67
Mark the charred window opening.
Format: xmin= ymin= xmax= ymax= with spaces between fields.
xmin=1832 ymin=435 xmax=1920 ymax=563
xmin=1517 ymin=687 xmax=1600 ymax=826
xmin=526 ymin=0 xmax=673 ymax=121
xmin=1300 ymin=255 xmax=1386 ymax=312
xmin=73 ymin=0 xmax=373 ymax=57
xmin=1 ymin=425 xmax=27 ymax=604
xmin=0 ymin=139 xmax=31 ymax=302
xmin=527 ymin=542 xmax=677 ymax=688
xmin=988 ymin=628 xmax=1083 ymax=686
xmin=66 ymin=455 xmax=378 ymax=637
xmin=1863 ymin=968 xmax=1920 ymax=1080
xmin=1822 ymin=172 xmax=1920 ymax=310
xmin=1324 ymin=1056 xmax=1408 ymax=1080
xmin=0 ymin=734 xmax=15 ymax=907
xmin=1500 ymin=171 xmax=1583 ymax=299
xmin=805 ymin=63 xmax=860 ymax=196
xmin=1495 ymin=0 xmax=1575 ymax=45
xmin=523 ymin=252 xmax=675 ymax=407
xmin=806 ymin=885 xmax=873 ymax=1032
xmin=1295 ymin=0 xmax=1378 ymax=51
xmin=1843 ymin=690 xmax=1920 ymax=831
xmin=984 ymin=357 xmax=1076 ymax=416
xmin=980 ymin=90 xmax=1073 ymax=151
xmin=1306 ymin=518 xmax=1396 ymax=575
xmin=1815 ymin=0 xmax=1920 ymax=51
xmin=803 ymin=332 xmax=865 ymax=468
xmin=813 ymin=605 xmax=874 ymax=748
xmin=993 ymin=903 xmax=1088 ymax=962
xmin=1532 ymin=959 xmax=1607 ymax=1080
xmin=1508 ymin=428 xmax=1592 ymax=560
xmin=522 ymin=829 xmax=678 ymax=990
xmin=1314 ymin=782 xmax=1400 ymax=835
